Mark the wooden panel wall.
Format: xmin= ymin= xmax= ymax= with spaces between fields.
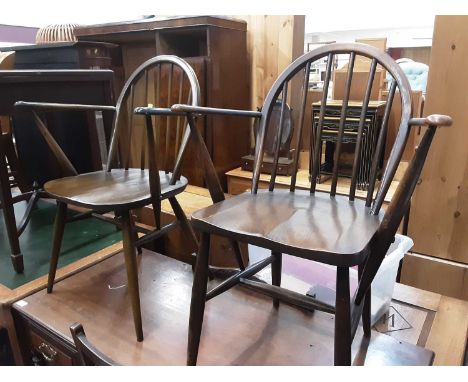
xmin=236 ymin=15 xmax=305 ymax=150
xmin=408 ymin=16 xmax=468 ymax=265
xmin=237 ymin=15 xmax=305 ymax=110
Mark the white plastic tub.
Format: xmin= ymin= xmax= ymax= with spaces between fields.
xmin=308 ymin=234 xmax=413 ymax=325
xmin=355 ymin=234 xmax=413 ymax=324
xmin=251 ymin=234 xmax=414 ymax=325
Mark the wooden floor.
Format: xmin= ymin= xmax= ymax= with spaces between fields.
xmin=12 ymin=249 xmax=434 ymax=366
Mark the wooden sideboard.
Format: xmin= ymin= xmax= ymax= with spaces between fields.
xmin=75 ymin=16 xmax=251 ymax=190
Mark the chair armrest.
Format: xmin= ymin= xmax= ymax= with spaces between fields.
xmin=133 ymin=106 xmax=186 ymax=117
xmin=409 ymin=114 xmax=452 ymax=127
xmin=14 ymin=101 xmax=116 ymax=113
xmin=171 ymin=104 xmax=262 ymax=118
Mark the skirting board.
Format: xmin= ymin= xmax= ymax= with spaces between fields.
xmin=401 ymin=252 xmax=468 ymax=301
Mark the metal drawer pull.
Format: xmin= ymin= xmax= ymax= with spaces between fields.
xmin=37 ymin=342 xmax=58 ymax=362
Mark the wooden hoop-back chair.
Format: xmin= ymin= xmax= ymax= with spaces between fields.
xmin=172 ymin=43 xmax=452 ymax=366
xmin=70 ymin=323 xmax=116 ymax=366
xmin=14 ymin=55 xmax=205 ymax=342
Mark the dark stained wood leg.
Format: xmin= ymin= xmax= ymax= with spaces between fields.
xmin=169 ymin=196 xmax=198 ymax=248
xmin=187 ymin=232 xmax=210 ymax=366
xmin=230 ymin=239 xmax=246 ymax=270
xmin=271 ymin=251 xmax=282 ymax=308
xmin=47 ymin=202 xmax=68 ymax=293
xmin=120 ymin=209 xmax=143 ymax=342
xmin=335 ymin=266 xmax=351 ymax=366
xmin=358 ymin=263 xmax=371 ymax=337
xmin=129 ymin=212 xmax=142 ymax=255
xmin=362 ymin=288 xmax=371 ymax=337
xmin=0 ymin=139 xmax=23 ymax=273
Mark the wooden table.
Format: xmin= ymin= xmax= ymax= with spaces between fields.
xmin=9 ymin=249 xmax=446 ymax=366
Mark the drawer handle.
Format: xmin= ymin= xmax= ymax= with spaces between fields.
xmin=37 ymin=342 xmax=58 ymax=362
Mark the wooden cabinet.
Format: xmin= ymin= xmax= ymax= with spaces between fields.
xmin=0 ymin=41 xmax=117 ymax=70
xmin=75 ymin=16 xmax=251 ymax=190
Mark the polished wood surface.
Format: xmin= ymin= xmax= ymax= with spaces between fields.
xmin=45 ymin=169 xmax=187 ymax=211
xmin=193 ymin=189 xmax=383 ymax=265
xmin=12 ymin=250 xmax=434 ymax=366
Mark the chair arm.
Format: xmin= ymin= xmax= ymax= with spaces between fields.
xmin=133 ymin=106 xmax=186 ymax=117
xmin=409 ymin=114 xmax=452 ymax=127
xmin=171 ymin=104 xmax=262 ymax=119
xmin=14 ymin=101 xmax=116 ymax=113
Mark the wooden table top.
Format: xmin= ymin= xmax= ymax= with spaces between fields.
xmin=13 ymin=250 xmax=434 ymax=366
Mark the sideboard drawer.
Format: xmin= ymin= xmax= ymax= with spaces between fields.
xmin=12 ymin=308 xmax=79 ymax=366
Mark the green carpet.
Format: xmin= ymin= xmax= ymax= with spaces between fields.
xmin=0 ymin=200 xmax=121 ymax=289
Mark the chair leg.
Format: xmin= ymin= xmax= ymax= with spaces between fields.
xmin=169 ymin=197 xmax=198 ymax=248
xmin=358 ymin=263 xmax=371 ymax=336
xmin=362 ymin=288 xmax=371 ymax=336
xmin=271 ymin=251 xmax=282 ymax=308
xmin=187 ymin=232 xmax=210 ymax=366
xmin=335 ymin=266 xmax=351 ymax=366
xmin=129 ymin=212 xmax=142 ymax=255
xmin=47 ymin=202 xmax=68 ymax=293
xmin=0 ymin=144 xmax=23 ymax=273
xmin=120 ymin=210 xmax=143 ymax=342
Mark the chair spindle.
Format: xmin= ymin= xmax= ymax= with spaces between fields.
xmin=269 ymin=82 xmax=289 ymax=191
xmin=365 ymin=80 xmax=397 ymax=206
xmin=310 ymin=53 xmax=334 ymax=193
xmin=290 ymin=62 xmax=311 ymax=192
xmin=349 ymin=58 xmax=377 ymax=201
xmin=331 ymin=52 xmax=356 ymax=197
xmin=124 ymin=84 xmax=135 ymax=170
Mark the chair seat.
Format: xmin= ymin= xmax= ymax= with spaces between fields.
xmin=192 ymin=189 xmax=385 ymax=266
xmin=44 ymin=168 xmax=188 ymax=211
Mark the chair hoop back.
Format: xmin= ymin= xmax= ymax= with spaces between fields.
xmin=252 ymin=43 xmax=412 ymax=214
xmin=106 ymin=55 xmax=201 ymax=172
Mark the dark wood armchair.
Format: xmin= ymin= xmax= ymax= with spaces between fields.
xmin=14 ymin=55 xmax=208 ymax=342
xmin=70 ymin=323 xmax=115 ymax=366
xmin=172 ymin=43 xmax=452 ymax=366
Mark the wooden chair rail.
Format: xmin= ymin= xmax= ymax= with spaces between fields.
xmin=134 ymin=106 xmax=186 ymax=117
xmin=171 ymin=104 xmax=262 ymax=118
xmin=15 ymin=101 xmax=116 ymax=112
xmin=409 ymin=115 xmax=452 ymax=127
xmin=70 ymin=323 xmax=116 ymax=366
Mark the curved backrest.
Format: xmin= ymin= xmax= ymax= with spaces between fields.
xmin=252 ymin=43 xmax=412 ymax=216
xmin=106 ymin=55 xmax=201 ymax=176
xmin=70 ymin=323 xmax=115 ymax=366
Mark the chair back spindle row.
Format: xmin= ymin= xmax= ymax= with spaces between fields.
xmin=106 ymin=56 xmax=200 ymax=194
xmin=252 ymin=43 xmax=412 ymax=216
